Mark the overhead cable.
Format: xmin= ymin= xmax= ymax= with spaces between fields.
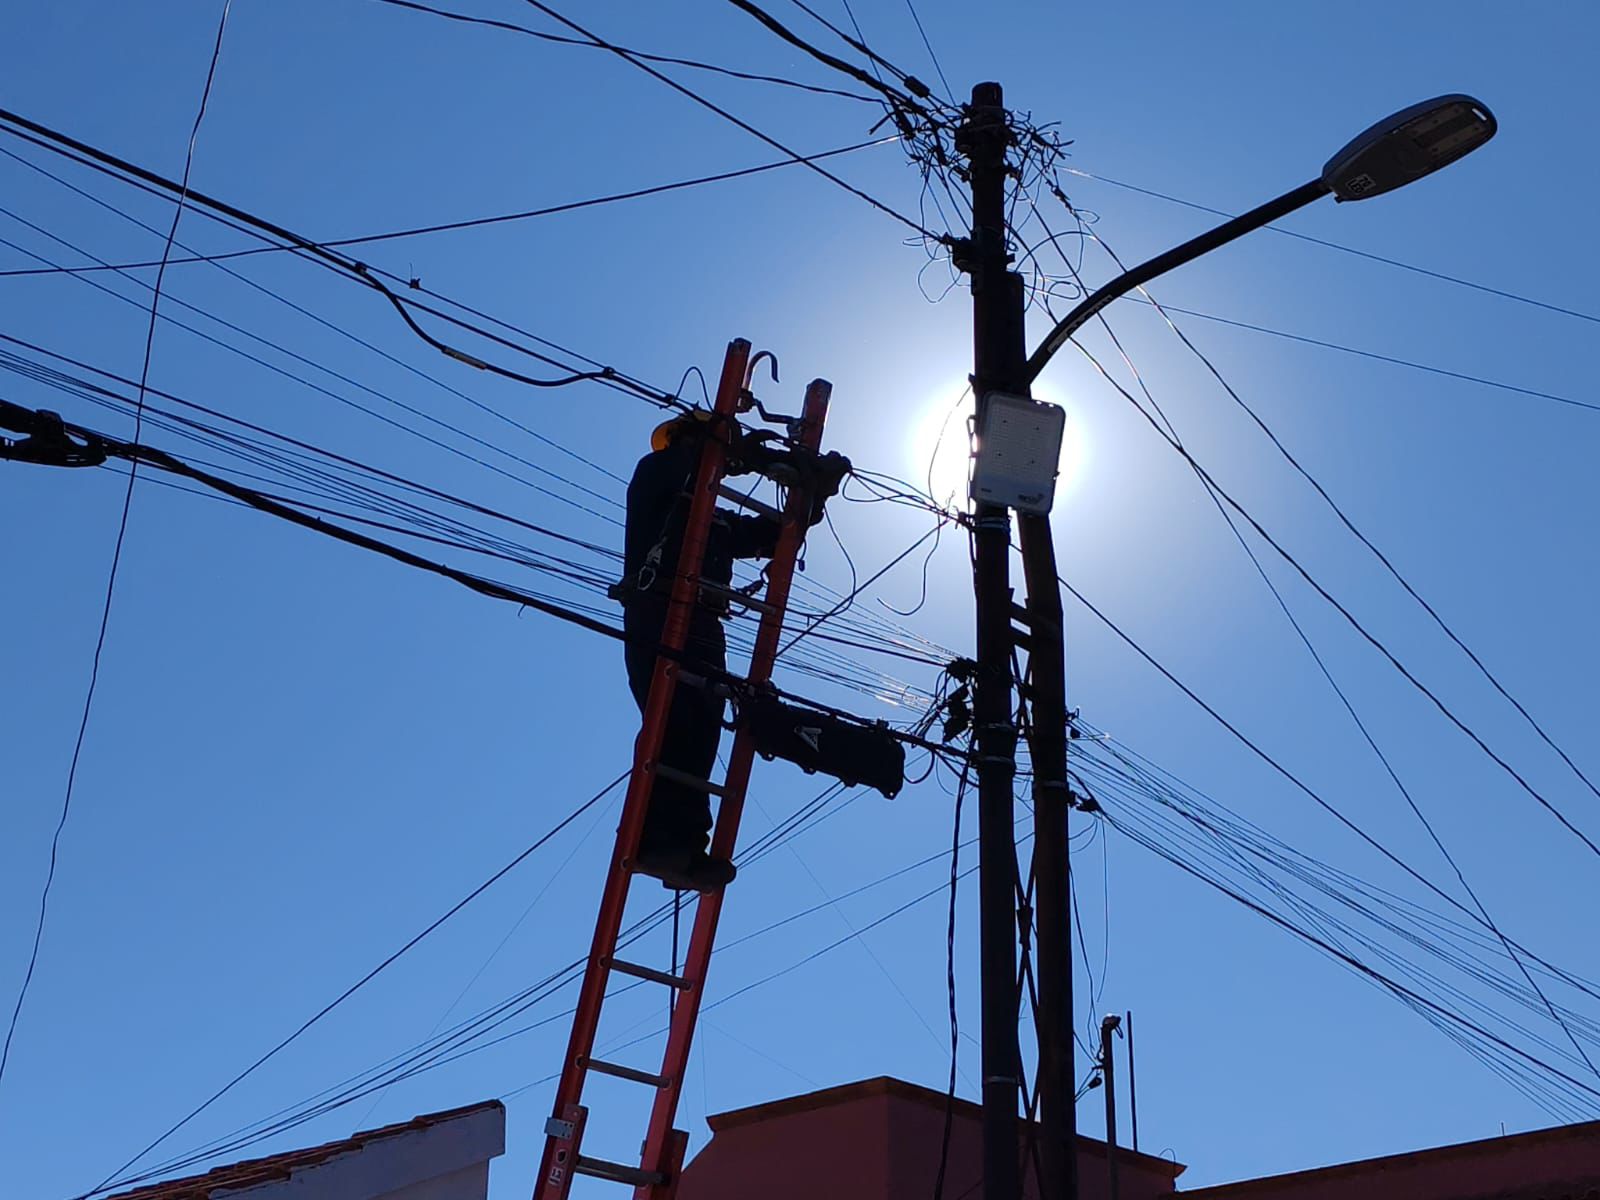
xmin=513 ymin=0 xmax=946 ymax=243
xmin=80 ymin=771 xmax=627 ymax=1196
xmin=370 ymin=0 xmax=881 ymax=103
xmin=0 ymin=105 xmax=646 ymax=399
xmin=1096 ymin=804 xmax=1600 ymax=1109
xmin=1122 ymin=294 xmax=1600 ymax=415
xmin=722 ymin=0 xmax=933 ymax=110
xmin=1061 ymin=291 xmax=1599 ymax=1080
xmin=0 ymin=1 xmax=232 ymax=1094
xmin=775 ymin=0 xmax=947 ymax=108
xmin=0 ymin=401 xmax=959 ymax=758
xmin=1023 ymin=195 xmax=1600 ymax=1075
xmin=99 ymin=786 xmax=976 ymax=1195
xmin=1073 ymin=345 xmax=1600 ymax=863
xmin=1063 ymin=165 xmax=1600 ymax=329
xmin=0 ymin=137 xmax=897 ymax=279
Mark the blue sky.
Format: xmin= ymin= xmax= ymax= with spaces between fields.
xmin=4 ymin=1 xmax=1600 ymax=1196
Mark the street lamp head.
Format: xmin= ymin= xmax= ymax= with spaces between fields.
xmin=1321 ymin=94 xmax=1496 ymax=201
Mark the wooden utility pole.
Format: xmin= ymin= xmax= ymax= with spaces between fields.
xmin=957 ymin=79 xmax=1025 ymax=1200
xmin=957 ymin=78 xmax=1079 ymax=1200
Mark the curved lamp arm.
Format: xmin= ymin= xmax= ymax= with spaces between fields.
xmin=1023 ymin=94 xmax=1496 ymax=387
xmin=1021 ymin=178 xmax=1329 ymax=386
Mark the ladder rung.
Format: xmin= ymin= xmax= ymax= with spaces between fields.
xmin=699 ymin=579 xmax=777 ymax=615
xmin=574 ymin=1156 xmax=666 ymax=1187
xmin=653 ymin=763 xmax=730 ymax=798
xmin=716 ymin=484 xmax=785 ymax=522
xmin=608 ymin=956 xmax=691 ymax=989
xmin=585 ymin=1056 xmax=671 ymax=1088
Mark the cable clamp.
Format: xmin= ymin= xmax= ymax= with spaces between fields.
xmin=0 ymin=407 xmax=106 ymax=468
xmin=973 ymin=515 xmax=1010 ymax=531
xmin=444 ymin=346 xmax=489 ymax=371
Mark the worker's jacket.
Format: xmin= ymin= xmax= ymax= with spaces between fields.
xmin=619 ymin=437 xmax=779 ymax=616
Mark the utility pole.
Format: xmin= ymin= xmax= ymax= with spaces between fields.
xmin=951 ymin=84 xmax=1500 ymax=1200
xmin=1019 ymin=470 xmax=1077 ymax=1200
xmin=958 ymin=79 xmax=1079 ymax=1200
xmin=1127 ymin=1009 xmax=1140 ymax=1152
xmin=1101 ymin=1014 xmax=1122 ymax=1200
xmin=956 ymin=80 xmax=1024 ymax=1200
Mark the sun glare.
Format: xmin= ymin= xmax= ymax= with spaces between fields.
xmin=908 ymin=381 xmax=1085 ymax=511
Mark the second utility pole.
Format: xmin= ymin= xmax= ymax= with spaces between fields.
xmin=958 ymin=80 xmax=1024 ymax=1200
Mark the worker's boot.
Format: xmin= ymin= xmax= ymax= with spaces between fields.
xmin=683 ymin=851 xmax=736 ymax=892
xmin=635 ymin=843 xmax=735 ymax=893
xmin=635 ymin=843 xmax=698 ymax=891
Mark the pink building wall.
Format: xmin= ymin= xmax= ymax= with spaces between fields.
xmin=679 ymin=1076 xmax=1182 ymax=1200
xmin=1183 ymin=1118 xmax=1600 ymax=1200
xmin=680 ymin=1075 xmax=1600 ymax=1200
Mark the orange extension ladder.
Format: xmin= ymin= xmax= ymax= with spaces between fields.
xmin=533 ymin=337 xmax=831 ymax=1199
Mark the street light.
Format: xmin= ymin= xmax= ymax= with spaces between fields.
xmin=1022 ymin=93 xmax=1497 ymax=385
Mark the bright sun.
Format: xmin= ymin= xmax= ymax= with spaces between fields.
xmin=908 ymin=381 xmax=1084 ymax=510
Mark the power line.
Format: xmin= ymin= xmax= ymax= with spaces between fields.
xmin=0 ymin=106 xmax=653 ymax=402
xmin=1052 ymin=570 xmax=1600 ymax=1005
xmin=1065 ymin=291 xmax=1600 ymax=1081
xmin=0 ymin=99 xmax=960 ymax=476
xmin=0 ymin=135 xmax=639 ymax=495
xmin=369 ymin=0 xmax=882 ymax=103
xmin=0 ymin=0 xmax=232 ymax=1092
xmin=1121 ymin=294 xmax=1600 ymax=415
xmin=1017 ymin=179 xmax=1599 ymax=416
xmin=97 ymin=782 xmax=972 ymax=1195
xmin=723 ymin=0 xmax=925 ymax=110
xmin=514 ymin=0 xmax=946 ymax=243
xmin=3 ymin=341 xmax=943 ymax=704
xmin=899 ymin=0 xmax=954 ymax=103
xmin=1080 ymin=785 xmax=1598 ymax=1118
xmin=775 ymin=0 xmax=945 ymax=109
xmin=1021 ymin=194 xmax=1600 ymax=1080
xmin=0 ymin=335 xmax=623 ymax=566
xmin=1085 ymin=727 xmax=1600 ymax=1027
xmin=933 ymin=760 xmax=970 ymax=1200
xmin=1014 ymin=263 xmax=1599 ymax=418
xmin=1081 ymin=222 xmax=1600 ymax=807
xmin=2 ymin=400 xmax=960 ymax=759
xmin=0 ymin=136 xmax=897 ymax=279
xmin=80 ymin=770 xmax=627 ymax=1196
xmin=1062 ymin=165 xmax=1600 ymax=329
xmin=1073 ymin=342 xmax=1600 ymax=864
xmin=1094 ymin=803 xmax=1600 ymax=1111
xmin=777 ymin=516 xmax=948 ymax=657
xmin=0 ymin=210 xmax=625 ymax=523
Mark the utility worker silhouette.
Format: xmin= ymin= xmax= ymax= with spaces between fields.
xmin=618 ymin=410 xmax=846 ymax=892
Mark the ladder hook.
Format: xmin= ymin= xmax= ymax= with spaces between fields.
xmin=744 ymin=349 xmax=779 ymax=391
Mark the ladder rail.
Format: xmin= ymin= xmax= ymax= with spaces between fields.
xmin=532 ymin=339 xmax=751 ymax=1200
xmin=636 ymin=378 xmax=834 ymax=1199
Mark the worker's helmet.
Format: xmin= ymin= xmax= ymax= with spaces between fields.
xmin=650 ymin=409 xmax=718 ymax=452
